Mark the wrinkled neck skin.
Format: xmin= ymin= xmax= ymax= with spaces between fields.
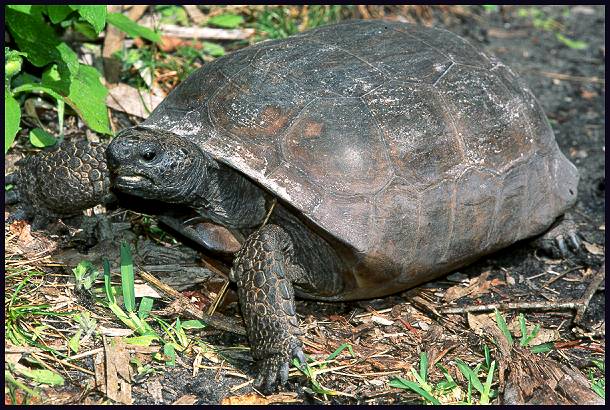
xmin=187 ymin=160 xmax=269 ymax=230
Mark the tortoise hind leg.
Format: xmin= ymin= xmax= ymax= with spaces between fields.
xmin=534 ymin=213 xmax=582 ymax=258
xmin=230 ymin=224 xmax=306 ymax=393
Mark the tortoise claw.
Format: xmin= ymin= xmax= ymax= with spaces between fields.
xmin=535 ymin=214 xmax=583 ymax=258
xmin=279 ymin=362 xmax=290 ymax=386
xmin=5 ymin=172 xmax=17 ymax=185
xmin=555 ymin=236 xmax=568 ymax=257
xmin=5 ymin=190 xmax=20 ymax=205
xmin=294 ymin=347 xmax=307 ymax=366
xmin=568 ymin=231 xmax=582 ymax=252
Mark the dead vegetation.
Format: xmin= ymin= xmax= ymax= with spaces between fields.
xmin=4 ymin=5 xmax=605 ymax=405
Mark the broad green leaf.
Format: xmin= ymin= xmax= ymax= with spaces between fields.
xmin=208 ymin=13 xmax=244 ymax=29
xmin=45 ymin=5 xmax=74 ymax=23
xmin=120 ymin=242 xmax=136 ymax=312
xmin=29 ymin=128 xmax=57 ymax=148
xmin=73 ymin=21 xmax=99 ymax=40
xmin=41 ymin=63 xmax=70 ymax=96
xmin=6 ymin=7 xmax=79 ymax=76
xmin=202 ymin=41 xmax=225 ymax=57
xmin=15 ymin=367 xmax=64 ymax=386
xmin=106 ymin=12 xmax=161 ymax=43
xmin=5 ymin=89 xmax=20 ymax=153
xmin=42 ymin=64 xmax=111 ymax=135
xmin=6 ymin=5 xmax=42 ymax=16
xmin=73 ymin=5 xmax=107 ymax=34
xmin=5 ymin=48 xmax=26 ymax=79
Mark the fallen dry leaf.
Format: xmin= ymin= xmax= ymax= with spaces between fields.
xmin=582 ymin=241 xmax=604 ymax=255
xmin=507 ymin=318 xmax=561 ymax=345
xmin=103 ymin=337 xmax=133 ymax=404
xmin=580 ymin=89 xmax=598 ymax=100
xmin=106 ymin=83 xmax=165 ymax=119
xmin=443 ymin=271 xmax=502 ymax=303
xmin=221 ymin=393 xmax=299 ymax=405
xmin=172 ymin=395 xmax=198 ymax=405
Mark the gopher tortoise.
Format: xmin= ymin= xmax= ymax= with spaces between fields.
xmin=6 ymin=20 xmax=580 ymax=392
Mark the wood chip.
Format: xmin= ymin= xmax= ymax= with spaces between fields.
xmin=371 ymin=315 xmax=394 ymax=326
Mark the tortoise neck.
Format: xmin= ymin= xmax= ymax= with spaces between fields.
xmin=195 ymin=162 xmax=269 ymax=229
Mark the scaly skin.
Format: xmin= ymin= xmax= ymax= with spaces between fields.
xmin=5 ymin=140 xmax=113 ymax=228
xmin=230 ymin=224 xmax=306 ymax=393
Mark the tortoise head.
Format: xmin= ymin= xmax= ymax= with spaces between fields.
xmin=107 ymin=127 xmax=216 ymax=204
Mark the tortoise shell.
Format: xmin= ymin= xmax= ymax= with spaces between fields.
xmin=141 ymin=20 xmax=578 ymax=299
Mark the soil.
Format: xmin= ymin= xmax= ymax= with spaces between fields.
xmin=5 ymin=5 xmax=605 ymax=405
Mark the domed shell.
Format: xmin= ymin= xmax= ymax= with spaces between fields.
xmin=143 ymin=20 xmax=578 ymax=298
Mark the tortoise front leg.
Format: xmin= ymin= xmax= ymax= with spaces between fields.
xmin=230 ymin=224 xmax=306 ymax=393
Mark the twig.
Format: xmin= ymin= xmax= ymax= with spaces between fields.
xmin=183 ymin=5 xmax=206 ymax=25
xmin=32 ymin=352 xmax=96 ymax=376
xmin=528 ymin=69 xmax=605 ymax=84
xmin=143 ymin=22 xmax=255 ymax=40
xmin=574 ymin=264 xmax=605 ymax=324
xmin=261 ymin=199 xmax=277 ymax=228
xmin=207 ymin=279 xmax=229 ymax=316
xmin=137 ymin=269 xmax=246 ymax=336
xmin=66 ymin=347 xmax=105 ymax=362
xmin=543 ymin=266 xmax=583 ymax=286
xmin=440 ymin=300 xmax=580 ymax=315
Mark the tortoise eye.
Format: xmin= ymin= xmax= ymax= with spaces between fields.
xmin=142 ymin=150 xmax=156 ymax=161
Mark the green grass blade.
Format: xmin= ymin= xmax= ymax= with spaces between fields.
xmin=419 ymin=351 xmax=429 ymax=382
xmin=138 ymin=296 xmax=154 ymax=319
xmin=531 ymin=342 xmax=554 ymax=354
xmin=326 ymin=342 xmax=354 ymax=361
xmin=103 ymin=259 xmax=115 ymax=304
xmin=481 ymin=360 xmax=496 ymax=404
xmin=389 ymin=377 xmax=441 ymax=405
xmin=484 ymin=344 xmax=491 ymax=368
xmin=494 ymin=309 xmax=513 ymax=346
xmin=455 ymin=359 xmax=485 ymax=395
xmin=120 ymin=241 xmax=135 ymax=313
xmin=518 ymin=313 xmax=528 ymax=346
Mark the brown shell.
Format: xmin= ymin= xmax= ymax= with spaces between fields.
xmin=142 ymin=20 xmax=578 ymax=298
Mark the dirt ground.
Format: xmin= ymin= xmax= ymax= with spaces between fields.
xmin=4 ymin=5 xmax=605 ymax=405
